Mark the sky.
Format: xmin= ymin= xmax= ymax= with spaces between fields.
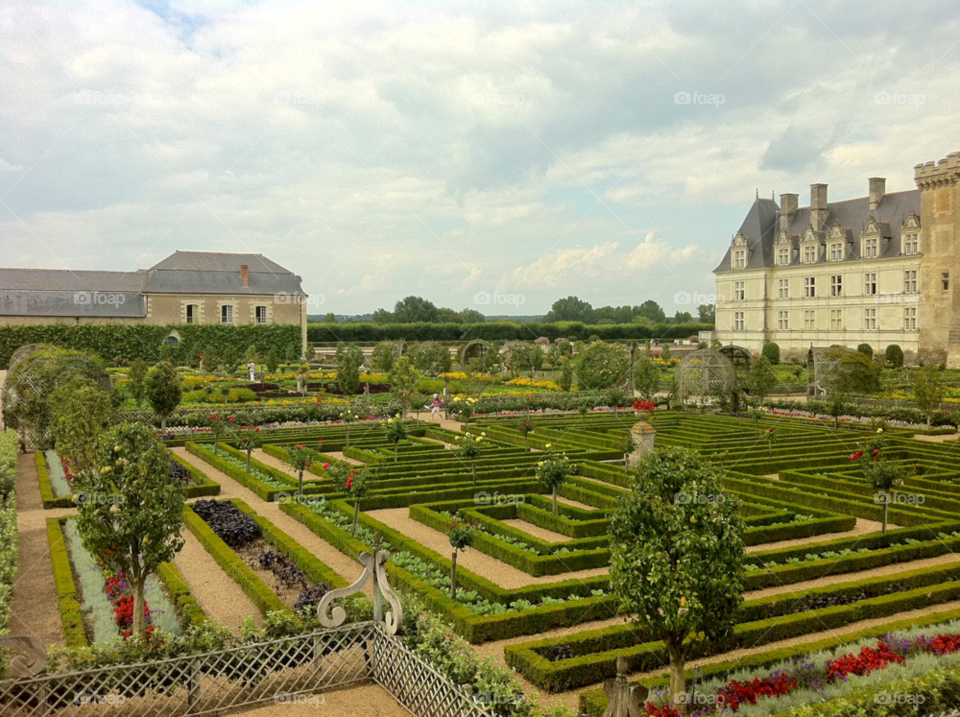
xmin=1 ymin=0 xmax=958 ymax=317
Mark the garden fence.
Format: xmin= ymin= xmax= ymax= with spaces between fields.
xmin=0 ymin=622 xmax=494 ymax=717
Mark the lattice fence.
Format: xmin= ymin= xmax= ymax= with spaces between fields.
xmin=0 ymin=623 xmax=494 ymax=717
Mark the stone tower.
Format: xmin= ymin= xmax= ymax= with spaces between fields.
xmin=916 ymin=152 xmax=960 ymax=366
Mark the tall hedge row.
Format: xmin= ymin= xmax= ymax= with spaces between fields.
xmin=0 ymin=324 xmax=301 ymax=369
xmin=307 ymin=321 xmax=711 ymax=343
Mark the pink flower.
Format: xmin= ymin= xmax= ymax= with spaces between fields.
xmin=323 ymin=462 xmax=330 ymax=469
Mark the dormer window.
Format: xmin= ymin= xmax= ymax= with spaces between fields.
xmin=903 ymin=232 xmax=919 ymax=255
xmin=777 ymin=248 xmax=789 ymax=266
xmin=862 ymin=237 xmax=879 ymax=258
xmin=860 ymin=219 xmax=888 ymax=259
xmin=803 ymin=245 xmax=818 ymax=264
xmin=733 ymin=249 xmax=746 ymax=269
xmin=829 ymin=243 xmax=844 ymax=261
xmin=902 ymin=212 xmax=921 ymax=255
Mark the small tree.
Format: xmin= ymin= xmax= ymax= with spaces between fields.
xmin=208 ymin=413 xmax=234 ymax=456
xmin=449 ymin=396 xmax=476 ymax=423
xmin=885 ymin=344 xmax=904 ymax=369
xmin=340 ymin=409 xmax=358 ymax=447
xmin=265 ymin=348 xmax=280 ymax=374
xmin=745 ymin=357 xmax=777 ymax=407
xmin=857 ymin=343 xmax=874 ymax=359
xmin=51 ymin=377 xmax=116 ymax=478
xmin=283 ymin=443 xmax=313 ymax=499
xmin=447 ymin=517 xmax=476 ymax=600
xmin=660 ymin=344 xmax=672 ymax=361
xmin=761 ymin=342 xmax=780 ymax=366
xmin=914 ymin=364 xmax=944 ymax=429
xmin=336 ymin=345 xmax=364 ymax=396
xmin=381 ymin=414 xmax=408 ymax=463
xmin=145 ymin=362 xmax=182 ymax=430
xmin=633 ymin=353 xmax=660 ymax=402
xmin=573 ymin=342 xmax=629 ymax=391
xmin=388 ymin=356 xmax=421 ymax=418
xmin=128 ymin=359 xmax=149 ymax=409
xmin=346 ymin=468 xmax=372 ymax=536
xmin=371 ymin=342 xmax=396 ymax=372
xmin=851 ymin=431 xmax=912 ymax=534
xmin=518 ymin=421 xmax=534 ymax=450
xmin=828 ymin=394 xmax=846 ymax=429
xmin=455 ymin=433 xmax=485 ymax=485
xmin=528 ymin=345 xmax=544 ymax=376
xmin=609 ymin=446 xmax=745 ymax=711
xmin=536 ymin=450 xmax=573 ymax=515
xmin=558 ymin=358 xmax=573 ymax=392
xmin=77 ymin=423 xmax=185 ymax=637
xmin=238 ymin=426 xmax=262 ymax=472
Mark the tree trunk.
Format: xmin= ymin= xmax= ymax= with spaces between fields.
xmin=552 ymin=488 xmax=558 ymax=515
xmin=471 ymin=462 xmax=477 ymax=486
xmin=666 ymin=639 xmax=687 ymax=713
xmin=394 ymin=441 xmax=399 ymax=463
xmin=246 ymin=450 xmax=252 ymax=472
xmin=450 ymin=550 xmax=458 ymax=599
xmin=298 ymin=469 xmax=304 ymax=500
xmin=132 ymin=578 xmax=146 ymax=637
xmin=882 ymin=500 xmax=889 ymax=535
xmin=345 ymin=424 xmax=350 ymax=447
xmin=352 ymin=500 xmax=360 ymax=536
xmin=161 ymin=416 xmax=167 ymax=431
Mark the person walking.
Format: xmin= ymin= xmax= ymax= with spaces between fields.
xmin=430 ymin=393 xmax=442 ymax=415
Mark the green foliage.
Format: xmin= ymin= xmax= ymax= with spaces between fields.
xmin=745 ymin=356 xmax=777 ymax=406
xmin=265 ymin=347 xmax=280 ymax=373
xmin=51 ymin=377 xmax=117 ymax=477
xmin=388 ymin=355 xmax=421 ymax=415
xmin=47 ymin=518 xmax=87 ymax=648
xmin=128 ymin=359 xmax=149 ymax=408
xmin=0 ymin=432 xmax=17 ymax=641
xmin=633 ymin=352 xmax=660 ymax=401
xmin=381 ymin=415 xmax=408 ymax=461
xmin=393 ymin=295 xmax=441 ymax=323
xmin=761 ymin=342 xmax=780 ymax=365
xmin=573 ymin=342 xmax=629 ymax=391
xmin=544 ymin=296 xmax=595 ymax=323
xmin=832 ymin=349 xmax=881 ymax=394
xmin=335 ymin=344 xmax=363 ymax=395
xmin=857 ymin=343 xmax=874 ymax=358
xmin=913 ymin=364 xmax=944 ymax=427
xmin=558 ymin=358 xmax=573 ymax=392
xmin=609 ymin=446 xmax=745 ymax=705
xmin=371 ymin=341 xmax=396 ymax=372
xmin=145 ymin=362 xmax=182 ymax=429
xmin=884 ymin=344 xmax=904 ymax=368
xmin=536 ymin=452 xmax=574 ymax=515
xmin=0 ymin=430 xmax=18 ymax=499
xmin=412 ymin=342 xmax=452 ymax=376
xmin=76 ymin=423 xmax=186 ymax=636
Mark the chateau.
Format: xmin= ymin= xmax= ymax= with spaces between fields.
xmin=713 ymin=151 xmax=960 ymax=365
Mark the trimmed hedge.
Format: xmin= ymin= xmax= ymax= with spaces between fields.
xmin=37 ymin=451 xmax=74 ymax=509
xmin=171 ymin=452 xmax=221 ymax=499
xmin=155 ymin=562 xmax=208 ymax=628
xmin=47 ymin=518 xmax=87 ymax=648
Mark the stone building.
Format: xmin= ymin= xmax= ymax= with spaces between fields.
xmin=0 ymin=250 xmax=308 ymax=352
xmin=713 ymin=151 xmax=960 ymax=365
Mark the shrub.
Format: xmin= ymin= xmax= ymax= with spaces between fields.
xmin=857 ymin=343 xmax=874 ymax=358
xmin=762 ymin=342 xmax=781 ymax=365
xmin=885 ymin=344 xmax=904 ymax=368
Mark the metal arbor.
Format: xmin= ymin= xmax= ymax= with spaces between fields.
xmin=674 ymin=349 xmax=737 ymax=407
xmin=808 ymin=346 xmax=851 ymax=397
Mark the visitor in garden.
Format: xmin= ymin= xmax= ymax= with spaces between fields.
xmin=431 ymin=393 xmax=442 ymax=415
xmin=247 ymin=360 xmax=256 ymax=381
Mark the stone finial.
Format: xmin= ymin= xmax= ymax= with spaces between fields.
xmin=603 ymin=656 xmax=648 ymax=717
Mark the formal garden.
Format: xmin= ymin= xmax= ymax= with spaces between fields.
xmin=3 ymin=334 xmax=960 ymax=716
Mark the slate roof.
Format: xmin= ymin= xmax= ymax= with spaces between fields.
xmin=714 ymin=189 xmax=922 ymax=272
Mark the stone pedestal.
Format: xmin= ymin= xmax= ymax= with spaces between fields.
xmin=626 ymin=421 xmax=656 ymax=468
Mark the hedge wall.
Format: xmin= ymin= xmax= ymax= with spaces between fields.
xmin=0 ymin=324 xmax=302 ymax=369
xmin=46 ymin=518 xmax=87 ymax=648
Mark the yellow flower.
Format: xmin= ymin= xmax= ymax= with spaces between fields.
xmin=877 ymin=428 xmax=884 ymax=433
xmin=546 ymin=443 xmax=552 ymax=448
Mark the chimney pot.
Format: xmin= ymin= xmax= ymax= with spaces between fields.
xmin=869 ymin=177 xmax=885 ymax=211
xmin=240 ymin=264 xmax=249 ymax=287
xmin=810 ymin=183 xmax=828 ymax=230
xmin=779 ymin=193 xmax=799 ymax=233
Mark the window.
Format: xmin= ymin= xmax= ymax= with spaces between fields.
xmin=864 ymin=308 xmax=877 ymax=331
xmin=904 ymin=233 xmax=919 ymax=255
xmin=733 ymin=250 xmax=746 ymax=269
xmin=734 ymin=281 xmax=745 ymax=301
xmin=255 ymin=305 xmax=268 ymax=324
xmin=803 ymin=310 xmax=816 ymax=330
xmin=830 ymin=275 xmax=842 ymax=297
xmin=804 ymin=277 xmax=816 ymax=298
xmin=904 ymin=270 xmax=918 ymax=294
xmin=186 ymin=304 xmax=198 ymax=324
xmin=221 ymin=305 xmax=234 ymax=324
xmin=904 ymin=307 xmax=917 ymax=331
xmin=863 ymin=237 xmax=879 ymax=258
xmin=778 ymin=278 xmax=789 ymax=299
xmin=778 ymin=311 xmax=789 ymax=330
xmin=830 ymin=243 xmax=844 ymax=261
xmin=943 ymin=272 xmax=951 ymax=291
xmin=734 ymin=311 xmax=745 ymax=331
xmin=830 ymin=309 xmax=843 ymax=330
xmin=778 ymin=248 xmax=790 ymax=266
xmin=864 ymin=273 xmax=877 ymax=296
xmin=803 ymin=245 xmax=817 ymax=264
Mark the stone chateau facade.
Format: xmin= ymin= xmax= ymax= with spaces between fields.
xmin=713 ymin=151 xmax=960 ymax=366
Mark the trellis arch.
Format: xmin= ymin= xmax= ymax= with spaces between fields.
xmin=460 ymin=340 xmax=490 ymax=368
xmin=674 ymin=349 xmax=737 ymax=405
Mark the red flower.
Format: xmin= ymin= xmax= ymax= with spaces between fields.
xmin=850 ymin=451 xmax=863 ymax=461
xmin=872 ymin=449 xmax=880 ymax=456
xmin=227 ymin=417 xmax=234 ymax=423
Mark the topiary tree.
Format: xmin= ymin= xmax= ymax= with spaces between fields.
xmin=340 ymin=409 xmax=358 ymax=447
xmin=851 ymin=431 xmax=912 ymax=534
xmin=528 ymin=345 xmax=544 ymax=377
xmin=388 ymin=355 xmax=421 ymax=418
xmin=447 ymin=517 xmax=476 ymax=600
xmin=208 ymin=413 xmax=234 ymax=455
xmin=51 ymin=377 xmax=116 ymax=478
xmin=381 ymin=414 xmax=408 ymax=463
xmin=237 ymin=426 xmax=262 ymax=472
xmin=913 ymin=364 xmax=944 ymax=430
xmin=885 ymin=344 xmax=904 ymax=369
xmin=336 ymin=344 xmax=363 ymax=396
xmin=77 ymin=422 xmax=185 ymax=637
xmin=857 ymin=343 xmax=874 ymax=359
xmin=128 ymin=359 xmax=149 ymax=409
xmin=633 ymin=353 xmax=660 ymax=402
xmin=609 ymin=446 xmax=745 ymax=711
xmin=536 ymin=450 xmax=574 ymax=515
xmin=145 ymin=362 xmax=182 ymax=430
xmin=745 ymin=356 xmax=777 ymax=407
xmin=573 ymin=342 xmax=629 ymax=391
xmin=761 ymin=342 xmax=780 ymax=366
xmin=265 ymin=348 xmax=280 ymax=374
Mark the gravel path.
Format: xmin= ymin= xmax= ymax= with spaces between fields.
xmin=747 ymin=518 xmax=892 ymax=554
xmin=251 ymin=449 xmax=325 ymax=481
xmin=8 ymin=452 xmax=75 ymax=648
xmin=326 ymin=451 xmax=364 ymax=465
xmin=500 ymin=519 xmax=571 ymax=543
xmin=173 ymin=529 xmax=263 ymax=630
xmin=173 ymin=448 xmax=370 ymax=595
xmin=226 ymin=684 xmax=409 ymax=716
xmin=367 ymin=508 xmax=608 ymax=589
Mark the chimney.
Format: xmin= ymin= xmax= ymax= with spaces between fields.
xmin=240 ymin=264 xmax=249 ymax=287
xmin=869 ymin=177 xmax=885 ymax=211
xmin=810 ymin=183 xmax=828 ymax=231
xmin=779 ymin=193 xmax=798 ymax=233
